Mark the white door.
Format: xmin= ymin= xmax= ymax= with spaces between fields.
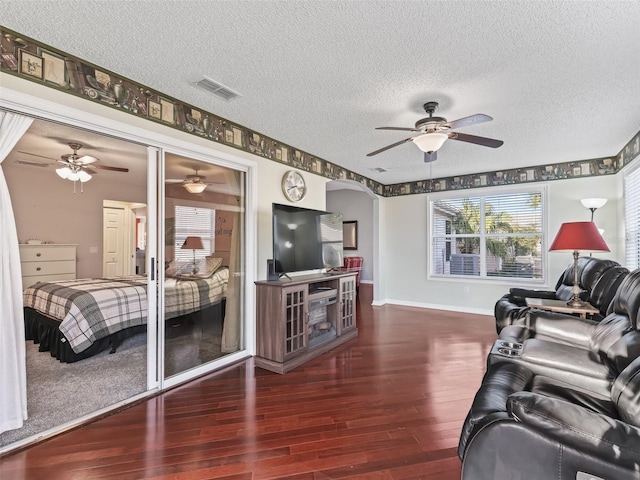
xmin=103 ymin=207 xmax=125 ymax=276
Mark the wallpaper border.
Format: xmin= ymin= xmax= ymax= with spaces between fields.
xmin=1 ymin=26 xmax=638 ymax=198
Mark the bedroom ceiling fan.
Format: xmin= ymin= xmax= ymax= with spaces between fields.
xmin=367 ymin=101 xmax=504 ymax=163
xmin=54 ymin=142 xmax=129 ymax=193
xmin=166 ymin=169 xmax=217 ymax=194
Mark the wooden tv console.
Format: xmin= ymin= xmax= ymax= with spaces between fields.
xmin=254 ymin=272 xmax=358 ymax=374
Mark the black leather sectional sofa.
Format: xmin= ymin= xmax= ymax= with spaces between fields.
xmin=459 ymin=259 xmax=640 ymax=480
xmin=494 ymin=257 xmax=628 ymax=333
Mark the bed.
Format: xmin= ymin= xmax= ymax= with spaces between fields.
xmin=23 ymin=267 xmax=229 ymax=363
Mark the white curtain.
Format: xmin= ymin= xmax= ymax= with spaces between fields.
xmin=0 ymin=111 xmax=33 ymax=434
xmin=221 ymin=170 xmax=243 ymax=353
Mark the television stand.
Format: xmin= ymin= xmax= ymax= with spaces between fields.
xmin=254 ymin=272 xmax=358 ymax=373
xmin=278 ymin=272 xmax=292 ymax=281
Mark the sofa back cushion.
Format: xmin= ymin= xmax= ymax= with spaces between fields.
xmin=590 ymin=266 xmax=629 ymax=315
xmin=611 ymin=355 xmax=640 ymax=427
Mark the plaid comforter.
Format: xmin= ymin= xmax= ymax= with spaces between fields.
xmin=23 ymin=269 xmax=229 ymax=354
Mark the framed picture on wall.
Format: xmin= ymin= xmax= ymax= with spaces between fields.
xmin=343 ymin=221 xmax=358 ymax=250
xmin=19 ymin=49 xmax=43 ymax=79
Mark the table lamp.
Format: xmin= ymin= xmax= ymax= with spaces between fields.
xmin=181 ymin=236 xmax=204 ymax=274
xmin=548 ymin=221 xmax=609 ymax=307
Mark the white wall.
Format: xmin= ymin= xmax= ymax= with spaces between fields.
xmin=255 ymin=163 xmax=329 ymax=280
xmin=326 ymin=188 xmax=374 ymax=282
xmin=380 ymin=174 xmax=620 ymax=314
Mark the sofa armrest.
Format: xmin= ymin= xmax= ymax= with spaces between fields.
xmin=509 ymin=288 xmax=557 ymax=300
xmin=458 ymin=362 xmax=533 ymax=459
xmin=508 ymin=391 xmax=640 ymax=470
xmin=526 ymin=310 xmax=596 ymax=347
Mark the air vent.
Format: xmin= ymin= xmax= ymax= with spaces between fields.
xmin=370 ymin=167 xmax=388 ymax=173
xmin=16 ymin=159 xmax=49 ymax=167
xmin=195 ymin=76 xmax=242 ymax=101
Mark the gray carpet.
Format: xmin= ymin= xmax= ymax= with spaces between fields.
xmin=0 ymin=333 xmax=147 ymax=448
xmin=1 ymin=315 xmax=225 ymax=449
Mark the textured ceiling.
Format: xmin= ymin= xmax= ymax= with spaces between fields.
xmin=3 ymin=0 xmax=640 ymax=185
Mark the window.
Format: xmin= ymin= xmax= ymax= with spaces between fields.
xmin=624 ymin=165 xmax=640 ymax=269
xmin=430 ymin=188 xmax=544 ymax=281
xmin=174 ymin=206 xmax=215 ymax=263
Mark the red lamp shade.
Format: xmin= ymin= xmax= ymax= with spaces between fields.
xmin=548 ymin=221 xmax=609 ymax=252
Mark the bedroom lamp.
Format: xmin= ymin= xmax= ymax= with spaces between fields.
xmin=549 ymin=221 xmax=609 ymax=307
xmin=181 ymin=236 xmax=204 ymax=274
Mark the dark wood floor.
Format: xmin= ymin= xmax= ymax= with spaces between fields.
xmin=0 ymin=285 xmax=497 ymax=479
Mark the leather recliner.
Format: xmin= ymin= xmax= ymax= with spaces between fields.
xmin=494 ymin=257 xmax=625 ymax=333
xmin=499 ymin=267 xmax=634 ymax=346
xmin=485 ymin=268 xmax=640 ymax=396
xmin=458 ymin=356 xmax=640 ymax=479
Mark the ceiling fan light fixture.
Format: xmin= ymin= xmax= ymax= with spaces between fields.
xmin=78 ymin=170 xmax=92 ymax=182
xmin=413 ymin=132 xmax=448 ymax=153
xmin=56 ymin=166 xmax=72 ymax=179
xmin=183 ymin=181 xmax=207 ymax=194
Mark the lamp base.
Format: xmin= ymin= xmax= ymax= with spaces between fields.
xmin=566 ymin=296 xmax=585 ymax=308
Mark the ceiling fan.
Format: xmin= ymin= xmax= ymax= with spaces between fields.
xmin=368 ymin=101 xmax=504 ymax=163
xmin=166 ymin=169 xmax=216 ymax=194
xmin=56 ymin=142 xmax=129 ymax=177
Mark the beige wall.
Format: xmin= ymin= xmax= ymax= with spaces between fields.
xmin=5 ymin=154 xmax=146 ymax=278
xmin=380 ymin=174 xmax=621 ymax=314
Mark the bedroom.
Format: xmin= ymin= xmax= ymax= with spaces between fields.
xmin=1 ymin=115 xmax=248 ymax=447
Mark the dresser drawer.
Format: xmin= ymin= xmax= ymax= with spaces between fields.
xmin=19 ymin=245 xmax=77 ymax=262
xmin=22 ymin=273 xmax=76 ymax=290
xmin=21 ymin=260 xmax=76 ymax=277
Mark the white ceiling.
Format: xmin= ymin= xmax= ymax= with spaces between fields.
xmin=3 ymin=0 xmax=640 ymax=185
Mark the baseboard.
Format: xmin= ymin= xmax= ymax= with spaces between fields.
xmin=372 ymin=298 xmax=493 ymax=317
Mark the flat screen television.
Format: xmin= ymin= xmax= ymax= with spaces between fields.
xmin=272 ymin=203 xmax=343 ymax=275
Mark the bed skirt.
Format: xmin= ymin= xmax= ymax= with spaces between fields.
xmin=24 ymin=307 xmax=146 ymax=363
xmin=24 ymin=299 xmax=226 ymax=363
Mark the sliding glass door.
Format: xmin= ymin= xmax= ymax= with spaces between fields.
xmin=162 ymin=153 xmax=246 ymax=381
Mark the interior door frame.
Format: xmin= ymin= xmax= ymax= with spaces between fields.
xmin=1 ymin=85 xmax=257 ymax=420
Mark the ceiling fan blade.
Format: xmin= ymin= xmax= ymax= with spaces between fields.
xmin=92 ymin=164 xmax=130 ymax=172
xmin=375 ymin=126 xmax=421 ymax=132
xmin=445 ymin=114 xmax=493 ymax=130
xmin=82 ymin=167 xmax=98 ymax=175
xmin=77 ymin=155 xmax=98 ymax=164
xmin=448 ymin=132 xmax=503 ymax=148
xmin=367 ymin=137 xmax=414 ymax=156
xmin=17 ymin=151 xmax=57 ymax=161
xmin=424 ymin=151 xmax=437 ymax=163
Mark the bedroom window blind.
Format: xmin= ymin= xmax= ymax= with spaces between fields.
xmin=174 ymin=206 xmax=215 ymax=263
xmin=430 ymin=188 xmax=545 ymax=281
xmin=624 ymin=164 xmax=640 ymax=269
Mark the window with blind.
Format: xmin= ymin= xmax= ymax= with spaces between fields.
xmin=624 ymin=165 xmax=640 ymax=269
xmin=174 ymin=206 xmax=215 ymax=263
xmin=430 ymin=188 xmax=544 ymax=280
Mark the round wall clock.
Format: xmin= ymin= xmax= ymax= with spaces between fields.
xmin=282 ymin=170 xmax=307 ymax=202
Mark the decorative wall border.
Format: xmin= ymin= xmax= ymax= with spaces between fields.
xmin=1 ymin=26 xmax=638 ymax=198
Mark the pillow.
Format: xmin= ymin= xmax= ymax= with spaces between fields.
xmin=165 ymin=259 xmax=195 ymax=277
xmin=201 ymin=256 xmax=223 ymax=277
xmin=165 ymin=259 xmax=178 ymax=277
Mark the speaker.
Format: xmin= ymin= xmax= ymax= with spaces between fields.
xmin=267 ymin=259 xmax=279 ymax=281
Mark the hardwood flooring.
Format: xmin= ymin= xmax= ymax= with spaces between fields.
xmin=0 ymin=285 xmax=497 ymax=479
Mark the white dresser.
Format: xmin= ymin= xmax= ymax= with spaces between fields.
xmin=19 ymin=244 xmax=78 ymax=290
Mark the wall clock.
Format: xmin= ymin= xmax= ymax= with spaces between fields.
xmin=282 ymin=170 xmax=307 ymax=202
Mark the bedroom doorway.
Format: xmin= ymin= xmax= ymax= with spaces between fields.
xmin=162 ymin=152 xmax=246 ymax=381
